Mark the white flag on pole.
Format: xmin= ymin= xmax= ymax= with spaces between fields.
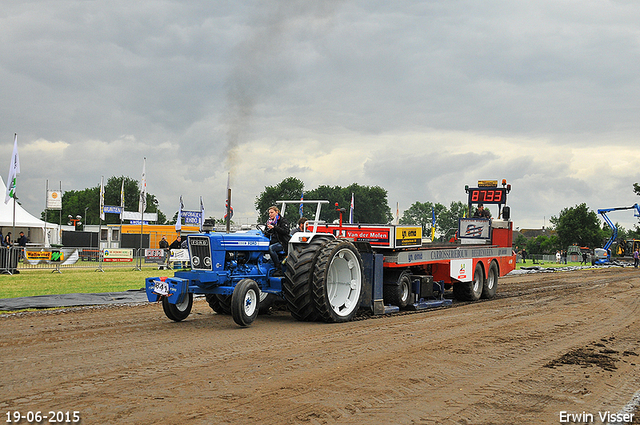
xmin=175 ymin=195 xmax=184 ymax=231
xmin=200 ymin=196 xmax=205 ymax=231
xmin=99 ymin=176 xmax=105 ymax=221
xmin=138 ymin=157 xmax=147 ymax=217
xmin=120 ymin=178 xmax=125 ymax=219
xmin=5 ymin=134 xmax=20 ymax=204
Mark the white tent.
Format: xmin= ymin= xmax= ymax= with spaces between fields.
xmin=0 ymin=177 xmax=59 ymax=246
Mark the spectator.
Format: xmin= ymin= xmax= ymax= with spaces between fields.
xmin=521 ymin=248 xmax=527 ymax=264
xmin=169 ymin=235 xmax=182 ymax=250
xmin=4 ymin=232 xmax=12 ymax=247
xmin=17 ymin=232 xmax=27 ymax=246
xmin=159 ymin=236 xmax=170 ymax=268
xmin=291 ymin=217 xmax=308 ymax=236
xmin=169 ymin=235 xmax=183 ymax=269
xmin=634 ymin=249 xmax=639 ymax=268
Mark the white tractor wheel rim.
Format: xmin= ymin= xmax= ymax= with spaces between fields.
xmin=176 ymin=295 xmax=190 ymax=312
xmin=326 ymin=248 xmax=361 ymax=317
xmin=244 ymin=289 xmax=258 ymax=317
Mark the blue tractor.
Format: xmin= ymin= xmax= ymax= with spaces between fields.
xmin=145 ymin=200 xmax=366 ymax=326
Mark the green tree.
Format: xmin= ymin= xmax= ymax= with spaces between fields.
xmin=400 ymin=201 xmax=445 ymax=235
xmin=549 ymin=203 xmax=604 ymax=249
xmin=254 ymin=177 xmax=305 ymax=223
xmin=437 ymin=201 xmax=468 ymax=240
xmin=255 ymin=178 xmax=392 ymax=225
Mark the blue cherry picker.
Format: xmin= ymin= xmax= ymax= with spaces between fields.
xmin=595 ymin=204 xmax=640 ymax=264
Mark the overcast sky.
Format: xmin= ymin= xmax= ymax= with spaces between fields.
xmin=2 ymin=0 xmax=640 ymax=232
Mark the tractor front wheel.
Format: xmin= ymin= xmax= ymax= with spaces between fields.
xmin=162 ymin=292 xmax=193 ymax=322
xmin=231 ymin=279 xmax=261 ymax=326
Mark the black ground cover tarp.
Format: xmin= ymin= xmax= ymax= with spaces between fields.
xmin=0 ymin=290 xmax=148 ymax=311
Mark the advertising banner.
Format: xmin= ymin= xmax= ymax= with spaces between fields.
xmin=145 ymin=248 xmax=166 ymax=264
xmin=103 ymin=248 xmax=133 ymax=262
xmin=25 ymin=249 xmax=79 ymax=265
xmin=458 ymin=218 xmax=491 ymax=240
xmin=46 ymin=190 xmax=62 ymax=210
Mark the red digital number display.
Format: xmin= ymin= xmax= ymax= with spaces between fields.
xmin=469 ymin=188 xmax=506 ymax=204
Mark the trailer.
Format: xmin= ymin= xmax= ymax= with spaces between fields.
xmin=145 ymin=180 xmax=516 ymax=326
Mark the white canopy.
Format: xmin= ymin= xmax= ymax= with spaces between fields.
xmin=0 ymin=177 xmax=58 ymax=246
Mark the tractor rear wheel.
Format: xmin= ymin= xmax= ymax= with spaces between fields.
xmin=283 ymin=236 xmax=330 ymax=321
xmin=312 ymin=239 xmax=364 ymax=323
xmin=162 ymin=292 xmax=193 ymax=322
xmin=231 ymin=278 xmax=260 ymax=327
xmin=205 ymin=294 xmax=231 ymax=315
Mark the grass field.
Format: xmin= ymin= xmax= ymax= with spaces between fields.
xmin=0 ymin=267 xmax=166 ymax=299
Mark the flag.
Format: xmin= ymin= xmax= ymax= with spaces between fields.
xmin=396 ymin=202 xmax=399 ymax=225
xmin=299 ymin=191 xmax=304 ymax=218
xmin=120 ymin=178 xmax=125 ymax=219
xmin=349 ymin=193 xmax=354 ymax=224
xmin=431 ymin=207 xmax=436 ymax=242
xmin=138 ymin=157 xmax=147 ymax=217
xmin=99 ymin=176 xmax=105 ymax=221
xmin=175 ymin=195 xmax=183 ymax=231
xmin=5 ymin=134 xmax=20 ymax=204
xmin=224 ymin=173 xmax=233 ymax=220
xmin=199 ymin=196 xmax=205 ymax=230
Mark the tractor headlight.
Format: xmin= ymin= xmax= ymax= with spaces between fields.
xmin=192 ymin=256 xmax=200 ymax=267
xmin=204 ymin=257 xmax=212 ymax=267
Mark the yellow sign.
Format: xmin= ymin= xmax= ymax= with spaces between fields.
xmin=25 ymin=250 xmax=64 ymax=262
xmin=26 ymin=251 xmax=51 ymax=261
xmin=478 ymin=180 xmax=498 ymax=187
xmin=395 ymin=226 xmax=422 ymax=247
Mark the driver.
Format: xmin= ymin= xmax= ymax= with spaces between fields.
xmin=265 ymin=206 xmax=290 ymax=269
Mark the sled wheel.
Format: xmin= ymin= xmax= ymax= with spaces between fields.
xmin=383 ymin=269 xmax=413 ymax=308
xmin=453 ymin=262 xmax=484 ymax=301
xmin=231 ymin=279 xmax=260 ymax=327
xmin=162 ymin=292 xmax=193 ymax=322
xmin=283 ymin=236 xmax=331 ymax=321
xmin=313 ymin=239 xmax=364 ymax=323
xmin=482 ymin=262 xmax=498 ymax=299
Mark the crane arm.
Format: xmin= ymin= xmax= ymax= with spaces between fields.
xmin=597 ymin=204 xmax=640 ymax=251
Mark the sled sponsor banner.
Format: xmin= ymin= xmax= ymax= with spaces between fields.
xmin=314 ymin=224 xmax=391 ymax=246
xmin=394 ymin=226 xmax=422 ymax=247
xmin=314 ymin=224 xmax=422 ymax=249
xmin=458 ymin=218 xmax=491 ymax=239
xmin=103 ymin=248 xmax=133 ymax=262
xmin=450 ymin=259 xmax=473 ymax=282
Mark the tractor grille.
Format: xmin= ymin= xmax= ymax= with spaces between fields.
xmin=189 ymin=236 xmax=212 ymax=271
